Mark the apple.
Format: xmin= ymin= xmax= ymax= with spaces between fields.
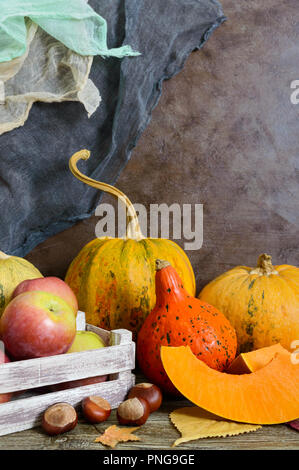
xmin=0 ymin=349 xmax=12 ymax=403
xmin=0 ymin=349 xmax=10 ymax=364
xmin=50 ymin=330 xmax=107 ymax=392
xmin=0 ymin=291 xmax=76 ymax=360
xmin=67 ymin=330 xmax=106 ymax=353
xmin=12 ymin=277 xmax=78 ymax=314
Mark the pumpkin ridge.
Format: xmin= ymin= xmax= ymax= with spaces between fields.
xmin=149 ymin=239 xmax=195 ymax=288
xmin=147 ymin=238 xmax=195 ymax=296
xmin=79 ymin=239 xmax=111 ymax=311
xmin=277 ymin=271 xmax=299 ymax=297
xmin=274 ymin=264 xmax=297 ymax=273
xmin=199 ymin=256 xmax=299 ymax=352
xmin=85 ymin=239 xmax=125 ymax=328
xmin=164 ymin=239 xmax=196 ymax=294
xmin=66 ymin=238 xmax=102 ymax=288
xmin=69 ymin=239 xmax=105 ymax=316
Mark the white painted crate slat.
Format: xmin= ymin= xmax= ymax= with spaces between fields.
xmin=0 ymin=342 xmax=135 ymax=393
xmin=0 ymin=313 xmax=136 ymax=436
xmin=0 ymin=326 xmax=134 ymax=394
xmin=0 ymin=371 xmax=135 ymax=436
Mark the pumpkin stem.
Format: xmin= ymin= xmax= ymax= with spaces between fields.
xmin=0 ymin=251 xmax=10 ymax=259
xmin=250 ymin=254 xmax=278 ymax=276
xmin=156 ymin=259 xmax=171 ymax=271
xmin=155 ymin=259 xmax=186 ymax=302
xmin=69 ymin=150 xmax=144 ymax=241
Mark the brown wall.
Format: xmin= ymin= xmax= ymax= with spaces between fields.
xmin=26 ymin=0 xmax=299 ymax=292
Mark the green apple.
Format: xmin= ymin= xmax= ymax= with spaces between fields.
xmin=50 ymin=330 xmax=107 ymax=392
xmin=67 ymin=330 xmax=106 ymax=353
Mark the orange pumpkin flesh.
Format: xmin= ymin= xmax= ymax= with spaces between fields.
xmin=227 ymin=343 xmax=289 ymax=374
xmin=161 ymin=345 xmax=299 ymax=424
xmin=137 ymin=260 xmax=237 ymax=395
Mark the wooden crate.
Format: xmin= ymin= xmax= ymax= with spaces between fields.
xmin=0 ymin=312 xmax=135 ymax=436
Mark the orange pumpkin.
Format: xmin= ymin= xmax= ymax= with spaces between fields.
xmin=227 ymin=343 xmax=289 ymax=374
xmin=65 ymin=151 xmax=195 ymax=336
xmin=161 ymin=345 xmax=299 ymax=424
xmin=137 ymin=260 xmax=237 ymax=395
xmin=199 ymin=254 xmax=299 ymax=352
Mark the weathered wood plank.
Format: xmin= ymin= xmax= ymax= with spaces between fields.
xmin=75 ymin=311 xmax=86 ymax=331
xmin=0 ymin=371 xmax=296 ymax=448
xmin=0 ymin=323 xmax=135 ymax=436
xmin=0 ymin=371 xmax=135 ymax=436
xmin=0 ymin=397 xmax=297 ymax=450
xmin=110 ymin=329 xmax=133 ymax=346
xmin=0 ymin=326 xmax=135 ymax=393
xmin=109 ymin=328 xmax=135 ymax=382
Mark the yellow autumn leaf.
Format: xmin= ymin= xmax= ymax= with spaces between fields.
xmin=94 ymin=425 xmax=141 ymax=448
xmin=170 ymin=407 xmax=262 ymax=447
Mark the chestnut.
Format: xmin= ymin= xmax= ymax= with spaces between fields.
xmin=117 ymin=397 xmax=150 ymax=426
xmin=82 ymin=396 xmax=111 ymax=423
xmin=42 ymin=402 xmax=78 ymax=436
xmin=128 ymin=383 xmax=162 ymax=413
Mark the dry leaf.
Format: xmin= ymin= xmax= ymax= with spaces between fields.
xmin=287 ymin=419 xmax=299 ymax=432
xmin=94 ymin=425 xmax=141 ymax=448
xmin=170 ymin=407 xmax=261 ymax=447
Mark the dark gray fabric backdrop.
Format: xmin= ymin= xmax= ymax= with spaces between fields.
xmin=0 ymin=0 xmax=225 ymax=256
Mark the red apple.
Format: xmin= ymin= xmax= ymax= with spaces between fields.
xmin=12 ymin=277 xmax=78 ymax=314
xmin=0 ymin=349 xmax=10 ymax=364
xmin=0 ymin=291 xmax=76 ymax=360
xmin=50 ymin=331 xmax=107 ymax=392
xmin=0 ymin=349 xmax=12 ymax=403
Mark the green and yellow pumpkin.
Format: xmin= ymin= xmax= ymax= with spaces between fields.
xmin=0 ymin=251 xmax=42 ymax=316
xmin=199 ymin=253 xmax=299 ymax=352
xmin=65 ymin=150 xmax=196 ymax=336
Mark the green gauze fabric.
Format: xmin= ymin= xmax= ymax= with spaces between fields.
xmin=0 ymin=0 xmax=140 ymax=63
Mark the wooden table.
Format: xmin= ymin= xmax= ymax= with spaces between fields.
xmin=0 ymin=376 xmax=297 ymax=450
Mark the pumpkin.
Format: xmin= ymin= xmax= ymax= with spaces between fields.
xmin=0 ymin=251 xmax=42 ymax=316
xmin=199 ymin=253 xmax=299 ymax=353
xmin=161 ymin=345 xmax=299 ymax=424
xmin=137 ymin=259 xmax=237 ymax=395
xmin=227 ymin=343 xmax=289 ymax=374
xmin=65 ymin=150 xmax=195 ymax=336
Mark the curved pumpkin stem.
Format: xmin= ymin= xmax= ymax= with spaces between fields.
xmin=250 ymin=253 xmax=278 ymax=276
xmin=69 ymin=150 xmax=144 ymax=240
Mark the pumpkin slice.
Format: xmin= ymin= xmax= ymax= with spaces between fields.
xmin=161 ymin=346 xmax=299 ymax=424
xmin=226 ymin=344 xmax=289 ymax=374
